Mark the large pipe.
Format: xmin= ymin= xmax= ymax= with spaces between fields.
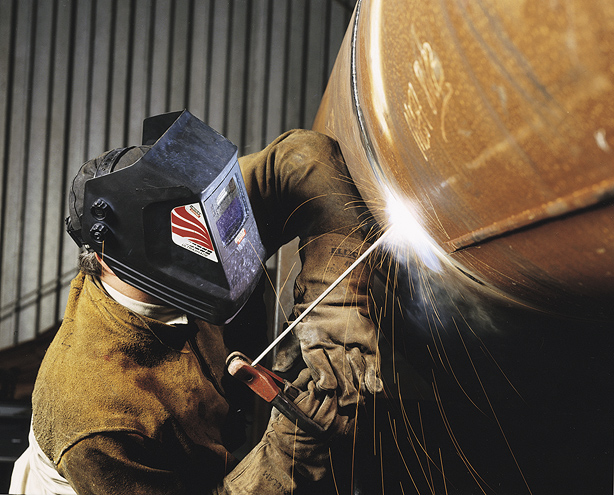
xmin=314 ymin=0 xmax=614 ymax=320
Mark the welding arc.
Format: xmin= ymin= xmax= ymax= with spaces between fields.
xmin=250 ymin=233 xmax=388 ymax=367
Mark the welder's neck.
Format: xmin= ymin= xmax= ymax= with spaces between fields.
xmin=96 ymin=255 xmax=188 ymax=324
xmin=101 ymin=279 xmax=188 ymax=325
xmin=97 ymin=255 xmax=162 ymax=305
xmin=99 ymin=268 xmax=162 ymax=305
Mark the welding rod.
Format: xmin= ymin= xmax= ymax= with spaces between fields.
xmin=250 ymin=233 xmax=388 ymax=367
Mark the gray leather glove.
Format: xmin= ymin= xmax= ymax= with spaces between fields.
xmin=281 ymin=233 xmax=383 ymax=408
xmin=218 ymin=369 xmax=350 ymax=494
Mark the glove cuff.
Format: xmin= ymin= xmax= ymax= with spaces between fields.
xmin=220 ymin=439 xmax=297 ymax=493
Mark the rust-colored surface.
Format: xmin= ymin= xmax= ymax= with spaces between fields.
xmin=314 ymin=0 xmax=614 ymax=319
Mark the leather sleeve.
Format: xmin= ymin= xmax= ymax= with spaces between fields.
xmin=58 ymin=429 xmax=325 ymax=495
xmin=58 ymin=433 xmax=232 ymax=495
xmin=239 ymin=129 xmax=371 ymax=256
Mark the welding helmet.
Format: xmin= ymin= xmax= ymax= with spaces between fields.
xmin=66 ymin=110 xmax=266 ymax=324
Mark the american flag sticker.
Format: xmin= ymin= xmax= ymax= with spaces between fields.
xmin=171 ymin=204 xmax=218 ymax=262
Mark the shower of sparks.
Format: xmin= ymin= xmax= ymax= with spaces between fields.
xmin=239 ymin=156 xmax=531 ymax=493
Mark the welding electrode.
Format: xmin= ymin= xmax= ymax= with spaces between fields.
xmin=251 ymin=233 xmax=387 ymax=367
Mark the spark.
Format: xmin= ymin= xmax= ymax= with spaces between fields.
xmin=329 ymin=448 xmax=340 ymax=495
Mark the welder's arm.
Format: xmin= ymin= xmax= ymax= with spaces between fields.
xmin=290 ymin=233 xmax=382 ymax=406
xmin=57 ymin=373 xmax=347 ymax=495
xmin=239 ymin=129 xmax=369 ymax=252
xmin=239 ymin=130 xmax=382 ymax=405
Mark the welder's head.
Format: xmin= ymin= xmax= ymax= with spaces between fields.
xmin=67 ymin=146 xmax=150 ymax=244
xmin=65 ymin=110 xmax=266 ymax=324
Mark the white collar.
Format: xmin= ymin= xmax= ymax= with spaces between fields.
xmin=101 ymin=280 xmax=189 ymax=325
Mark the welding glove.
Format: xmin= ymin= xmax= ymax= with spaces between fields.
xmin=219 ymin=369 xmax=351 ymax=494
xmin=278 ymin=233 xmax=383 ymax=408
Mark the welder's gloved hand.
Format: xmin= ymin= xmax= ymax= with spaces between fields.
xmin=266 ymin=369 xmax=352 ymax=479
xmin=279 ymin=233 xmax=383 ymax=408
xmin=218 ymin=369 xmax=351 ymax=494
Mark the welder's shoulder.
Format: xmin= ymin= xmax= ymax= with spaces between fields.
xmin=273 ymin=128 xmax=342 ymax=157
xmin=278 ymin=128 xmax=336 ymax=144
xmin=239 ymin=129 xmax=342 ymax=166
xmin=31 ymin=275 xmax=178 ymax=466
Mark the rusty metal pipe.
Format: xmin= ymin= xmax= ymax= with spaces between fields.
xmin=314 ymin=0 xmax=614 ymax=320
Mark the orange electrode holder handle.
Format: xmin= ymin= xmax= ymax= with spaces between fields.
xmin=226 ymin=351 xmax=326 ymax=437
xmin=227 ymin=352 xmax=282 ymax=402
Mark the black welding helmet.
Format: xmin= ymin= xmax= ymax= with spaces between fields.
xmin=66 ymin=110 xmax=266 ymax=324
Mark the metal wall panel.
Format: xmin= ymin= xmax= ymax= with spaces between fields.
xmin=0 ymin=0 xmax=355 ymax=350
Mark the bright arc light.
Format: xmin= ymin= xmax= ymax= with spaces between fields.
xmin=383 ymin=188 xmax=445 ymax=272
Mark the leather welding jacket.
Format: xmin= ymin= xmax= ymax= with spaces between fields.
xmin=30 ymin=130 xmax=369 ymax=495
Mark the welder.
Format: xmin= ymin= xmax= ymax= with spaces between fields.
xmin=10 ymin=111 xmax=382 ymax=494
